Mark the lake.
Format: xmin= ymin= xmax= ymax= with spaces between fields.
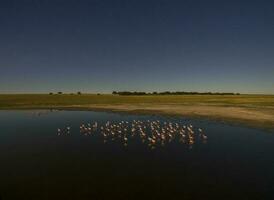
xmin=0 ymin=110 xmax=274 ymax=200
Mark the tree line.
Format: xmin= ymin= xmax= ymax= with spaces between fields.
xmin=49 ymin=92 xmax=82 ymax=95
xmin=112 ymin=91 xmax=240 ymax=95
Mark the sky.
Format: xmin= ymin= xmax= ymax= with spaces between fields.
xmin=0 ymin=0 xmax=274 ymax=94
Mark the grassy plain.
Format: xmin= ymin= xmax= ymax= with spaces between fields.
xmin=0 ymin=94 xmax=274 ymax=129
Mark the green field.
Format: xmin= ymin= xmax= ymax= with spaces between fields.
xmin=0 ymin=94 xmax=274 ymax=108
xmin=1 ymin=94 xmax=274 ymax=129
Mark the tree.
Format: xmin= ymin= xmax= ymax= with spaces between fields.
xmin=77 ymin=91 xmax=81 ymax=95
xmin=57 ymin=92 xmax=62 ymax=95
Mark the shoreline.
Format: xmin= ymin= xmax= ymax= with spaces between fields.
xmin=1 ymin=104 xmax=274 ymax=130
xmin=1 ymin=94 xmax=273 ymax=130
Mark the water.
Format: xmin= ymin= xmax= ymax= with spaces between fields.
xmin=0 ymin=110 xmax=274 ymax=200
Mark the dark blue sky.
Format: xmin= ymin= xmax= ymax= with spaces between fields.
xmin=1 ymin=0 xmax=274 ymax=94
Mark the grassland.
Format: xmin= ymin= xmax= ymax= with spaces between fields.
xmin=0 ymin=94 xmax=274 ymax=129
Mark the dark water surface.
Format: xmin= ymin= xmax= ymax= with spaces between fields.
xmin=0 ymin=110 xmax=274 ymax=200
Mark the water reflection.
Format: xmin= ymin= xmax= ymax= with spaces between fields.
xmin=30 ymin=109 xmax=59 ymax=117
xmin=57 ymin=120 xmax=208 ymax=149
